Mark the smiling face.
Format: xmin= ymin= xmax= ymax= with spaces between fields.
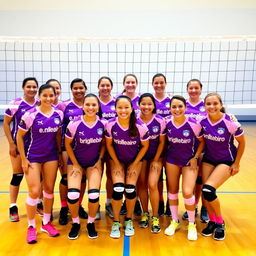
xmin=116 ymin=98 xmax=133 ymax=120
xmin=39 ymin=88 xmax=56 ymax=107
xmin=71 ymin=82 xmax=86 ymax=100
xmin=170 ymin=98 xmax=186 ymax=118
xmin=98 ymin=78 xmax=112 ymax=97
xmin=139 ymin=96 xmax=155 ymax=116
xmin=23 ymin=80 xmax=38 ymax=98
xmin=204 ymin=95 xmax=223 ymax=116
xmin=187 ymin=81 xmax=202 ymax=101
xmin=152 ymin=76 xmax=167 ymax=95
xmin=83 ymin=96 xmax=99 ymax=117
xmin=123 ymin=75 xmax=137 ymax=95
xmin=48 ymin=81 xmax=61 ymax=98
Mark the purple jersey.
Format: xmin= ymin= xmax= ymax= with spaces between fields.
xmin=154 ymin=94 xmax=172 ymax=117
xmin=138 ymin=114 xmax=166 ymax=160
xmin=105 ymin=117 xmax=149 ymax=164
xmin=199 ymin=114 xmax=244 ymax=163
xmin=66 ymin=116 xmax=106 ymax=167
xmin=165 ymin=116 xmax=201 ymax=166
xmin=18 ymin=107 xmax=63 ymax=163
xmin=99 ymin=98 xmax=116 ymax=120
xmin=52 ymin=101 xmax=66 ymax=112
xmin=185 ymin=99 xmax=207 ymax=120
xmin=117 ymin=93 xmax=140 ymax=115
xmin=5 ymin=97 xmax=38 ymax=143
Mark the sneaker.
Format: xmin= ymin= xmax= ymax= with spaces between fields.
xmin=68 ymin=223 xmax=80 ymax=240
xmin=105 ymin=203 xmax=114 ymax=218
xmin=9 ymin=205 xmax=19 ymax=222
xmin=201 ymin=221 xmax=216 ymax=236
xmin=27 ymin=226 xmax=37 ymax=244
xmin=187 ymin=222 xmax=198 ymax=241
xmin=36 ymin=202 xmax=44 ymax=217
xmin=79 ymin=205 xmax=88 ymax=219
xmin=110 ymin=222 xmax=121 ymax=239
xmin=120 ymin=201 xmax=127 ymax=215
xmin=139 ymin=212 xmax=149 ymax=228
xmin=182 ymin=206 xmax=198 ymax=220
xmin=158 ymin=200 xmax=164 ymax=216
xmin=213 ymin=223 xmax=225 ymax=241
xmin=134 ymin=199 xmax=142 ymax=216
xmin=59 ymin=206 xmax=69 ymax=225
xmin=124 ymin=220 xmax=135 ymax=236
xmin=151 ymin=216 xmax=161 ymax=233
xmin=164 ymin=220 xmax=180 ymax=236
xmin=200 ymin=206 xmax=209 ymax=223
xmin=95 ymin=205 xmax=101 ymax=220
xmin=165 ymin=201 xmax=171 ymax=217
xmin=87 ymin=222 xmax=98 ymax=239
xmin=41 ymin=222 xmax=60 ymax=237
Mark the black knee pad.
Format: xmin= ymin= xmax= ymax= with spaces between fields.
xmin=67 ymin=188 xmax=80 ymax=204
xmin=60 ymin=174 xmax=67 ymax=186
xmin=202 ymin=184 xmax=217 ymax=202
xmin=10 ymin=173 xmax=24 ymax=186
xmin=88 ymin=189 xmax=100 ymax=203
xmin=125 ymin=184 xmax=136 ymax=200
xmin=81 ymin=175 xmax=86 ymax=184
xmin=112 ymin=183 xmax=125 ymax=200
xmin=196 ymin=176 xmax=203 ymax=185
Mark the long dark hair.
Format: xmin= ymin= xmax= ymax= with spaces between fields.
xmin=204 ymin=93 xmax=226 ymax=113
xmin=83 ymin=93 xmax=103 ymax=118
xmin=115 ymin=95 xmax=138 ymax=138
xmin=138 ymin=93 xmax=157 ymax=114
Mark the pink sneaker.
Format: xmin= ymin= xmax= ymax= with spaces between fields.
xmin=27 ymin=226 xmax=37 ymax=244
xmin=41 ymin=222 xmax=60 ymax=237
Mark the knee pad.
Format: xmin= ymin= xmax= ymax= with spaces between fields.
xmin=81 ymin=175 xmax=86 ymax=184
xmin=26 ymin=196 xmax=39 ymax=206
xmin=43 ymin=191 xmax=54 ymax=199
xmin=67 ymin=188 xmax=80 ymax=204
xmin=60 ymin=174 xmax=67 ymax=186
xmin=112 ymin=183 xmax=125 ymax=200
xmin=125 ymin=184 xmax=136 ymax=200
xmin=88 ymin=189 xmax=100 ymax=203
xmin=184 ymin=195 xmax=195 ymax=206
xmin=196 ymin=176 xmax=203 ymax=185
xmin=168 ymin=192 xmax=178 ymax=200
xmin=10 ymin=173 xmax=24 ymax=186
xmin=202 ymin=184 xmax=217 ymax=202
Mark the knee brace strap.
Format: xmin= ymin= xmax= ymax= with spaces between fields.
xmin=60 ymin=174 xmax=67 ymax=186
xmin=196 ymin=176 xmax=203 ymax=185
xmin=184 ymin=195 xmax=195 ymax=205
xmin=168 ymin=192 xmax=178 ymax=200
xmin=88 ymin=189 xmax=100 ymax=203
xmin=43 ymin=191 xmax=54 ymax=199
xmin=26 ymin=196 xmax=39 ymax=206
xmin=202 ymin=184 xmax=217 ymax=202
xmin=125 ymin=184 xmax=136 ymax=200
xmin=10 ymin=173 xmax=24 ymax=186
xmin=67 ymin=188 xmax=80 ymax=204
xmin=112 ymin=183 xmax=125 ymax=200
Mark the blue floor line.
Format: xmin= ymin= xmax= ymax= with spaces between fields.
xmin=123 ymin=235 xmax=130 ymax=256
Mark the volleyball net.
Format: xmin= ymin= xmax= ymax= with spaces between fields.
xmin=0 ymin=36 xmax=255 ymax=120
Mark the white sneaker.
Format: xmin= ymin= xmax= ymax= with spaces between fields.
xmin=164 ymin=220 xmax=180 ymax=236
xmin=187 ymin=222 xmax=198 ymax=241
xmin=110 ymin=222 xmax=121 ymax=239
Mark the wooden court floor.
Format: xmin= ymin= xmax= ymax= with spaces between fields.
xmin=0 ymin=122 xmax=255 ymax=256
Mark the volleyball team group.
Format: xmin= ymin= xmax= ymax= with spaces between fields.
xmin=3 ymin=74 xmax=245 ymax=244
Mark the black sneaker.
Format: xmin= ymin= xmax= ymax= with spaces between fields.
xmin=36 ymin=202 xmax=44 ymax=217
xmin=165 ymin=201 xmax=171 ymax=217
xmin=201 ymin=221 xmax=216 ymax=236
xmin=120 ymin=200 xmax=127 ymax=215
xmin=68 ymin=223 xmax=80 ymax=240
xmin=134 ymin=199 xmax=142 ymax=216
xmin=9 ymin=205 xmax=19 ymax=222
xmin=158 ymin=201 xmax=164 ymax=216
xmin=79 ymin=205 xmax=88 ymax=219
xmin=87 ymin=223 xmax=98 ymax=239
xmin=213 ymin=223 xmax=225 ymax=241
xmin=59 ymin=206 xmax=69 ymax=225
xmin=200 ymin=206 xmax=209 ymax=223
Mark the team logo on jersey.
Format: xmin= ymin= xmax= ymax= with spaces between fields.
xmin=217 ymin=127 xmax=225 ymax=135
xmin=152 ymin=126 xmax=159 ymax=133
xmin=54 ymin=118 xmax=60 ymax=124
xmin=183 ymin=130 xmax=190 ymax=137
xmin=111 ymin=105 xmax=115 ymax=111
xmin=69 ymin=109 xmax=74 ymax=113
xmin=165 ymin=102 xmax=170 ymax=108
xmin=97 ymin=128 xmax=103 ymax=135
xmin=37 ymin=120 xmax=43 ymax=125
xmin=79 ymin=131 xmax=85 ymax=136
xmin=200 ymin=106 xmax=205 ymax=112
xmin=113 ymin=131 xmax=118 ymax=136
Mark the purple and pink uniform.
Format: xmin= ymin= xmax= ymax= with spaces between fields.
xmin=65 ymin=116 xmax=106 ymax=167
xmin=5 ymin=97 xmax=38 ymax=143
xmin=138 ymin=114 xmax=166 ymax=161
xmin=52 ymin=101 xmax=66 ymax=112
xmin=154 ymin=94 xmax=172 ymax=117
xmin=199 ymin=114 xmax=244 ymax=164
xmin=105 ymin=118 xmax=149 ymax=164
xmin=18 ymin=107 xmax=63 ymax=163
xmin=117 ymin=93 xmax=140 ymax=115
xmin=165 ymin=116 xmax=201 ymax=166
xmin=185 ymin=99 xmax=207 ymax=120
xmin=99 ymin=98 xmax=116 ymax=120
